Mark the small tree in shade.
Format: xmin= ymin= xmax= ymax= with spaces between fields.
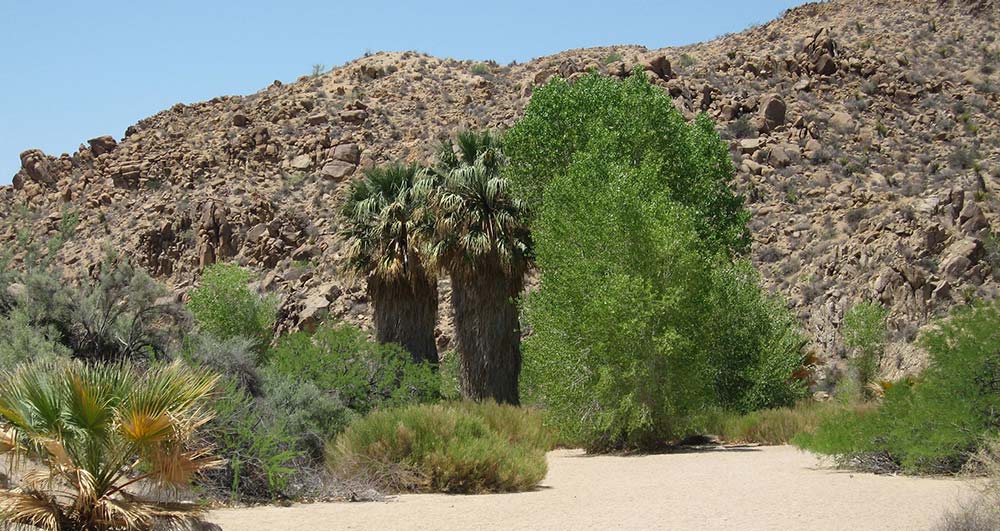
xmin=420 ymin=131 xmax=532 ymax=405
xmin=343 ymin=162 xmax=439 ymax=365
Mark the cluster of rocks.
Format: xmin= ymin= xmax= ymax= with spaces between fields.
xmin=1 ymin=0 xmax=997 ymax=377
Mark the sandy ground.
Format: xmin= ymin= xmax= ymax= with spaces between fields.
xmin=207 ymin=446 xmax=972 ymax=531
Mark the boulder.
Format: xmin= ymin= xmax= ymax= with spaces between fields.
xmin=290 ymin=154 xmax=313 ymax=170
xmin=332 ymin=143 xmax=360 ymax=164
xmin=758 ymin=95 xmax=786 ymax=132
xmin=87 ymin=135 xmax=117 ymax=156
xmin=340 ymin=109 xmax=368 ymax=124
xmin=320 ymin=160 xmax=356 ymax=180
xmin=644 ymin=55 xmax=673 ymax=80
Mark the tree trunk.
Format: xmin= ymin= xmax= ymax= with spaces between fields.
xmin=450 ymin=261 xmax=523 ymax=405
xmin=369 ymin=269 xmax=439 ymax=365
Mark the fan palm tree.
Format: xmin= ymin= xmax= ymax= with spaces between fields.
xmin=343 ymin=162 xmax=439 ymax=365
xmin=0 ymin=360 xmax=221 ymax=531
xmin=421 ymin=130 xmax=532 ymax=405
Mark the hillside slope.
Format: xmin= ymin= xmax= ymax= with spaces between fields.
xmin=2 ymin=0 xmax=998 ymax=386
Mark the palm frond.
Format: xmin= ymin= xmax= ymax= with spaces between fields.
xmin=0 ymin=490 xmax=63 ymax=530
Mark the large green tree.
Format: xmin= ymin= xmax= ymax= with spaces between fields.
xmin=421 ymin=131 xmax=532 ymax=405
xmin=512 ymin=73 xmax=805 ymax=449
xmin=505 ymin=71 xmax=750 ymax=256
xmin=343 ymin=163 xmax=439 ymax=364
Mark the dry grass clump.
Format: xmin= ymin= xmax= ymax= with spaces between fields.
xmin=327 ymin=402 xmax=549 ymax=494
xmin=704 ymin=400 xmax=865 ymax=445
xmin=934 ymin=437 xmax=1000 ymax=531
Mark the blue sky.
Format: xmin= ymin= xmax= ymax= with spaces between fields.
xmin=0 ymin=0 xmax=803 ymax=185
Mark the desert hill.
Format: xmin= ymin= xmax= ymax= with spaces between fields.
xmin=2 ymin=0 xmax=997 ymax=387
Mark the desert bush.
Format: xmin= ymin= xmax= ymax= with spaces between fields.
xmin=329 ymin=402 xmax=548 ymax=493
xmin=187 ymin=263 xmax=276 ymax=358
xmin=841 ymin=300 xmax=888 ymax=400
xmin=182 ymin=333 xmax=263 ymax=396
xmin=199 ymin=379 xmax=302 ymax=502
xmin=796 ymin=301 xmax=1000 ymax=474
xmin=0 ymin=310 xmax=71 ymax=367
xmin=934 ymin=436 xmax=1000 ymax=530
xmin=260 ymin=370 xmax=355 ymax=459
xmin=268 ymin=322 xmax=439 ymax=414
xmin=10 ymin=258 xmax=185 ymax=362
xmin=0 ymin=360 xmax=220 ymax=531
xmin=511 ymin=72 xmax=804 ymax=451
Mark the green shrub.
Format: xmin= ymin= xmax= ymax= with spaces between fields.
xmin=268 ymin=322 xmax=440 ymax=414
xmin=329 ymin=402 xmax=548 ymax=493
xmin=512 ymin=72 xmax=804 ymax=451
xmin=505 ymin=72 xmax=750 ymax=255
xmin=187 ymin=264 xmax=276 ymax=358
xmin=842 ymin=300 xmax=888 ymax=399
xmin=796 ymin=301 xmax=1000 ymax=474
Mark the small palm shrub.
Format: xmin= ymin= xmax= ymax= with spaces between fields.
xmin=0 ymin=360 xmax=220 ymax=531
xmin=187 ymin=263 xmax=276 ymax=359
xmin=268 ymin=322 xmax=439 ymax=414
xmin=329 ymin=402 xmax=548 ymax=494
xmin=795 ymin=301 xmax=1000 ymax=474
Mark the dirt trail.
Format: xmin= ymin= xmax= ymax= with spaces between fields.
xmin=207 ymin=446 xmax=971 ymax=530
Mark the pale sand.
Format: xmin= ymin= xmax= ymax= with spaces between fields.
xmin=207 ymin=446 xmax=972 ymax=531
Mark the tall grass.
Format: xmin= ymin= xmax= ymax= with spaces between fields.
xmin=704 ymin=401 xmax=867 ymax=445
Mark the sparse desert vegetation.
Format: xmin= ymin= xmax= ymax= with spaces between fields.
xmin=2 ymin=0 xmax=999 ymax=529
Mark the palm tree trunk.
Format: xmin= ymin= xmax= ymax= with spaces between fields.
xmin=369 ymin=270 xmax=439 ymax=365
xmin=450 ymin=262 xmax=523 ymax=405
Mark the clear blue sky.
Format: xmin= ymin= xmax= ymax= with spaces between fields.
xmin=0 ymin=0 xmax=803 ymax=185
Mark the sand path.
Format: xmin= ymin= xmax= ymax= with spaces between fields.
xmin=207 ymin=446 xmax=972 ymax=530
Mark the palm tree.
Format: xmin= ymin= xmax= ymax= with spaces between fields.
xmin=0 ymin=360 xmax=221 ymax=531
xmin=343 ymin=163 xmax=439 ymax=365
xmin=421 ymin=130 xmax=532 ymax=405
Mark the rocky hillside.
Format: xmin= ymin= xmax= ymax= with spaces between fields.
xmin=2 ymin=0 xmax=998 ymax=386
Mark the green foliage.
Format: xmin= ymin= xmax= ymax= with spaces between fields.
xmin=796 ymin=301 xmax=1000 ymax=474
xmin=470 ymin=62 xmax=491 ymax=76
xmin=515 ymin=75 xmax=802 ymax=450
xmin=187 ymin=263 xmax=276 ymax=359
xmin=842 ymin=300 xmax=888 ymax=399
xmin=0 ymin=360 xmax=219 ymax=530
xmin=504 ymin=72 xmax=749 ymax=256
xmin=268 ymin=322 xmax=440 ymax=414
xmin=343 ymin=162 xmax=432 ymax=284
xmin=329 ymin=402 xmax=548 ymax=493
